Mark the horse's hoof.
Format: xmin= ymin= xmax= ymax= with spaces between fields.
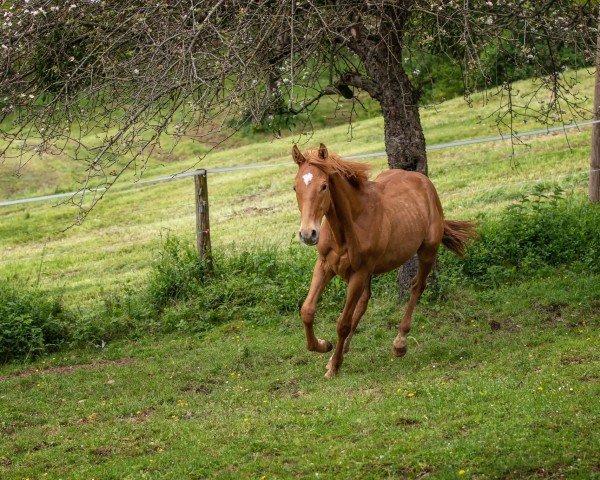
xmin=392 ymin=343 xmax=407 ymax=357
xmin=317 ymin=339 xmax=333 ymax=353
xmin=324 ymin=368 xmax=337 ymax=379
xmin=393 ymin=337 xmax=408 ymax=357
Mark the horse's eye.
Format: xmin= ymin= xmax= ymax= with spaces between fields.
xmin=320 ymin=184 xmax=328 ymax=191
xmin=293 ymin=185 xmax=297 ymax=192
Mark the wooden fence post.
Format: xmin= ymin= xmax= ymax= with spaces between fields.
xmin=590 ymin=12 xmax=600 ymax=203
xmin=194 ymin=170 xmax=213 ymax=272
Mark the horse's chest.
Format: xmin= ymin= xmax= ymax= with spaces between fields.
xmin=325 ymin=250 xmax=352 ymax=281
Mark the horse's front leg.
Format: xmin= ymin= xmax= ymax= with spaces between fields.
xmin=325 ymin=271 xmax=370 ymax=378
xmin=301 ymin=258 xmax=335 ymax=353
xmin=343 ymin=277 xmax=371 ymax=353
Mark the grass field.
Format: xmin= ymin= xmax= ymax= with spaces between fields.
xmin=1 ymin=271 xmax=598 ymax=478
xmin=1 ymin=71 xmax=599 ymax=479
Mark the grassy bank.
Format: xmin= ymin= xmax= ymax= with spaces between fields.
xmin=2 ymin=190 xmax=598 ymax=363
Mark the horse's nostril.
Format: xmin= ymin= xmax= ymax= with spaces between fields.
xmin=299 ymin=230 xmax=317 ymax=244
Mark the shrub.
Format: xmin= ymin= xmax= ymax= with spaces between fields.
xmin=146 ymin=236 xmax=209 ymax=311
xmin=0 ymin=280 xmax=70 ymax=363
xmin=145 ymin=241 xmax=350 ymax=332
xmin=439 ymin=189 xmax=600 ymax=287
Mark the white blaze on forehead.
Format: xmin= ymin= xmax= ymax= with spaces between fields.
xmin=302 ymin=172 xmax=313 ymax=186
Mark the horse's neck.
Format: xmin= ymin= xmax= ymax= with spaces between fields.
xmin=325 ymin=174 xmax=368 ymax=268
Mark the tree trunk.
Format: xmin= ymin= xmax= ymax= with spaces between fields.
xmin=380 ymin=72 xmax=428 ymax=175
xmin=378 ymin=70 xmax=428 ymax=299
xmin=348 ymin=7 xmax=427 ymax=174
xmin=346 ymin=7 xmax=428 ymax=299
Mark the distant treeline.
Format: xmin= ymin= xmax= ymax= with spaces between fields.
xmin=411 ymin=42 xmax=592 ymax=103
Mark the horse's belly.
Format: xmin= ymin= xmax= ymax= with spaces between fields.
xmin=371 ymin=209 xmax=428 ymax=274
xmin=372 ymin=249 xmax=418 ymax=274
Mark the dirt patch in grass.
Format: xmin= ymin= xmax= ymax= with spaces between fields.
xmin=90 ymin=445 xmax=117 ymax=457
xmin=532 ymin=465 xmax=568 ymax=479
xmin=560 ymin=353 xmax=597 ymax=366
xmin=120 ymin=408 xmax=155 ymax=424
xmin=268 ymin=378 xmax=304 ymax=398
xmin=223 ymin=205 xmax=275 ymax=219
xmin=181 ymin=383 xmax=213 ymax=395
xmin=181 ymin=377 xmax=223 ymax=395
xmin=239 ymin=206 xmax=275 ymax=216
xmin=560 ymin=356 xmax=584 ymax=365
xmin=0 ymin=357 xmax=134 ymax=381
xmin=532 ymin=302 xmax=568 ymax=324
xmin=499 ymin=316 xmax=521 ymax=333
xmin=395 ymin=417 xmax=421 ymax=427
xmin=489 ymin=320 xmax=502 ymax=331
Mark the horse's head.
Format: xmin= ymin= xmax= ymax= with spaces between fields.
xmin=292 ymin=143 xmax=331 ymax=246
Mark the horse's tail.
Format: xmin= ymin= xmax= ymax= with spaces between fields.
xmin=442 ymin=220 xmax=477 ymax=256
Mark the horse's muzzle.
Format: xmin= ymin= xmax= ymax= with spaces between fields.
xmin=299 ymin=229 xmax=319 ymax=246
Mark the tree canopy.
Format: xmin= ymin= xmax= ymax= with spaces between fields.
xmin=0 ymin=1 xmax=597 ymax=213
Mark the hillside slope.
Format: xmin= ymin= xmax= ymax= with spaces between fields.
xmin=0 ymin=71 xmax=596 ymax=303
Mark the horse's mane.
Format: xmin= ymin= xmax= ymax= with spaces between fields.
xmin=303 ymin=147 xmax=371 ymax=188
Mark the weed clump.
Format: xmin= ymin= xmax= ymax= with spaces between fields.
xmin=0 ymin=281 xmax=70 ymax=362
xmin=147 ymin=236 xmax=209 ymax=311
xmin=145 ymin=238 xmax=348 ymax=332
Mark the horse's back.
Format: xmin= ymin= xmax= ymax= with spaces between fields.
xmin=374 ymin=168 xmax=432 ymax=191
xmin=374 ymin=169 xmax=442 ymax=212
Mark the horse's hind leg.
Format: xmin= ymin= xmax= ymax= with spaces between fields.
xmin=343 ymin=277 xmax=371 ymax=353
xmin=393 ymin=244 xmax=438 ymax=357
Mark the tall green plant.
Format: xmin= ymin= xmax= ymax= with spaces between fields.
xmin=0 ymin=281 xmax=70 ymax=362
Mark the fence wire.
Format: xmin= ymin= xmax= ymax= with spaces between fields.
xmin=1 ymin=119 xmax=598 ymax=267
xmin=1 ymin=118 xmax=598 ymax=208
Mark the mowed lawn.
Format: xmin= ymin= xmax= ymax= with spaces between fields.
xmin=1 ymin=71 xmax=599 ymax=479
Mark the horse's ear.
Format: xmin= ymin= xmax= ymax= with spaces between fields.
xmin=292 ymin=145 xmax=305 ymax=165
xmin=318 ymin=143 xmax=328 ymax=160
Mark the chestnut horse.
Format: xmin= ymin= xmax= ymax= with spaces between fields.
xmin=292 ymin=143 xmax=476 ymax=378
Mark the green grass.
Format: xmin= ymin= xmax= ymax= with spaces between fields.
xmin=1 ymin=70 xmax=599 ymax=478
xmin=1 ymin=271 xmax=598 ymax=479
